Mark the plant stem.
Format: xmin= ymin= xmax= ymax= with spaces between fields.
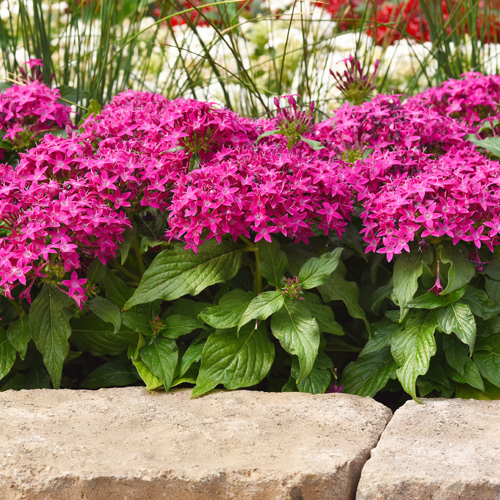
xmin=110 ymin=259 xmax=141 ymax=282
xmin=254 ymin=247 xmax=262 ymax=294
xmin=134 ymin=235 xmax=146 ymax=276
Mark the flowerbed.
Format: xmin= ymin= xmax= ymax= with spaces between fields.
xmin=2 ymin=71 xmax=500 ymax=401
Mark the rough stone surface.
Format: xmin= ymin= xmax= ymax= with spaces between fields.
xmin=0 ymin=387 xmax=391 ymax=500
xmin=357 ymin=398 xmax=500 ymax=500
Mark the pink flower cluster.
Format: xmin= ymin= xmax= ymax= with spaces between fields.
xmin=408 ymin=72 xmax=500 ymax=124
xmin=167 ymin=144 xmax=355 ymax=250
xmin=356 ymin=146 xmax=500 ymax=261
xmin=0 ymin=81 xmax=72 ymax=158
xmin=4 ymin=71 xmax=500 ymax=305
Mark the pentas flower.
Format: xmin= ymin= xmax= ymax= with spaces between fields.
xmin=357 ymin=145 xmax=500 ymax=261
xmin=0 ymin=81 xmax=72 ymax=156
xmin=81 ymin=91 xmax=257 ymax=164
xmin=314 ymin=93 xmax=473 ymax=160
xmin=167 ymin=143 xmax=356 ymax=251
xmin=60 ymin=271 xmax=87 ymax=309
xmin=408 ymin=72 xmax=500 ymax=124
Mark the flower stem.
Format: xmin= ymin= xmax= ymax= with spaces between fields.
xmin=254 ymin=248 xmax=262 ymax=294
xmin=110 ymin=259 xmax=141 ymax=283
xmin=134 ymin=235 xmax=146 ymax=276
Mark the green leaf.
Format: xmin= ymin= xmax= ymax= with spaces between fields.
xmin=124 ymin=240 xmax=244 ymax=309
xmin=192 ymin=324 xmax=275 ymax=397
xmin=121 ymin=310 xmax=152 ymax=335
xmin=1 ymin=373 xmax=26 ymax=391
xmin=475 ymin=335 xmax=500 ymax=388
xmin=140 ymin=337 xmax=178 ymax=391
xmin=87 ymin=296 xmax=121 ymax=332
xmin=70 ymin=315 xmax=138 ymax=356
xmin=179 ymin=334 xmax=207 ymax=378
xmin=461 ymin=287 xmax=500 ymax=320
xmin=271 ymin=300 xmax=320 ymax=382
xmin=456 ymin=379 xmax=500 ymax=400
xmin=467 ymin=135 xmax=500 ymax=157
xmin=188 ymin=152 xmax=201 ymax=172
xmin=438 ymin=302 xmax=476 ymax=352
xmin=0 ymin=82 xmax=13 ymax=91
xmin=162 ymin=315 xmax=204 ymax=339
xmin=7 ymin=316 xmax=31 ymax=360
xmin=391 ymin=251 xmax=425 ymax=312
xmin=255 ymin=129 xmax=279 ymax=145
xmin=299 ymin=136 xmax=325 ymax=150
xmin=407 ymin=286 xmax=466 ymax=309
xmin=302 ymin=292 xmax=344 ymax=335
xmin=257 ymin=239 xmax=288 ymax=287
xmin=318 ymin=262 xmax=370 ymax=332
xmin=118 ymin=226 xmax=137 ymax=265
xmin=448 ymin=358 xmax=484 ymax=391
xmin=25 ymin=367 xmax=51 ymax=389
xmin=298 ymin=248 xmax=343 ymax=290
xmin=485 ymin=278 xmax=500 ymax=302
xmin=0 ymin=329 xmax=16 ymax=382
xmin=238 ymin=291 xmax=285 ymax=331
xmin=132 ymin=358 xmax=163 ymax=390
xmin=29 ymin=287 xmax=74 ymax=389
xmin=391 ymin=310 xmax=440 ymax=400
xmin=341 ymin=347 xmax=397 ymax=397
xmin=78 ymin=98 xmax=102 ymax=126
xmin=483 ymin=259 xmax=500 ymax=279
xmin=282 ymin=376 xmax=298 ymax=392
xmin=87 ymin=259 xmax=106 ymax=285
xmin=80 ymin=359 xmax=137 ymax=389
xmin=292 ymin=352 xmax=333 ymax=394
xmin=359 ymin=320 xmax=401 ymax=357
xmin=442 ymin=334 xmax=468 ymax=375
xmin=439 ymin=244 xmax=475 ymax=295
xmin=58 ymin=84 xmax=89 ymax=103
xmin=167 ymin=299 xmax=211 ymax=318
xmin=199 ymin=290 xmax=255 ymax=329
xmin=104 ymin=270 xmax=134 ymax=308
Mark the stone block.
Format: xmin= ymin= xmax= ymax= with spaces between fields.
xmin=0 ymin=388 xmax=391 ymax=500
xmin=357 ymin=398 xmax=500 ymax=499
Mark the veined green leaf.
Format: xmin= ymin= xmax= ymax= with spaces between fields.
xmin=238 ymin=291 xmax=284 ymax=331
xmin=7 ymin=316 xmax=31 ymax=360
xmin=124 ymin=240 xmax=244 ymax=309
xmin=271 ymin=300 xmax=320 ymax=382
xmin=192 ymin=324 xmax=274 ymax=397
xmin=140 ymin=337 xmax=178 ymax=391
xmin=29 ymin=286 xmax=74 ymax=389
xmin=391 ymin=310 xmax=440 ymax=400
xmin=318 ymin=262 xmax=370 ymax=332
xmin=291 ymin=351 xmax=333 ymax=394
xmin=461 ymin=286 xmax=500 ymax=320
xmin=391 ymin=251 xmax=425 ymax=314
xmin=0 ymin=329 xmax=16 ymax=382
xmin=71 ymin=315 xmax=138 ymax=356
xmin=438 ymin=302 xmax=476 ymax=352
xmin=341 ymin=347 xmax=397 ymax=397
xmin=302 ymin=292 xmax=344 ymax=335
xmin=257 ymin=239 xmax=288 ymax=287
xmin=162 ymin=315 xmax=204 ymax=339
xmin=298 ymin=248 xmax=343 ymax=290
xmin=199 ymin=289 xmax=255 ymax=329
xmin=87 ymin=296 xmax=121 ymax=332
xmin=132 ymin=358 xmax=163 ymax=391
xmin=81 ymin=359 xmax=137 ymax=389
xmin=440 ymin=244 xmax=475 ymax=295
